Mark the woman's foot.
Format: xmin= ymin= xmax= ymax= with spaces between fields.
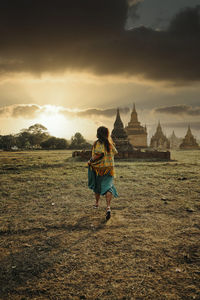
xmin=106 ymin=208 xmax=111 ymax=220
xmin=94 ymin=193 xmax=100 ymax=209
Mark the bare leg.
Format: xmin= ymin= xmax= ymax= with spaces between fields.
xmin=105 ymin=191 xmax=112 ymax=220
xmin=105 ymin=191 xmax=112 ymax=210
xmin=94 ymin=193 xmax=100 ymax=207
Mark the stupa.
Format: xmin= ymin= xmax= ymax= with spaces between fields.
xmin=179 ymin=126 xmax=199 ymax=150
xmin=125 ymin=104 xmax=147 ymax=148
xmin=150 ymin=122 xmax=170 ymax=150
xmin=111 ymin=108 xmax=133 ymax=152
xmin=169 ymin=131 xmax=182 ymax=149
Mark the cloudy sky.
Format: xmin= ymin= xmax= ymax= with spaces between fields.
xmin=0 ymin=0 xmax=200 ymax=141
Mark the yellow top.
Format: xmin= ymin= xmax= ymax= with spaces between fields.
xmin=91 ymin=140 xmax=118 ymax=176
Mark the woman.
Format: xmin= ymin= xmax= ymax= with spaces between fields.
xmin=88 ymin=126 xmax=118 ymax=220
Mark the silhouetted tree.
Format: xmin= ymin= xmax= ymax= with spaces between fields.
xmin=70 ymin=132 xmax=91 ymax=149
xmin=0 ymin=135 xmax=16 ymax=150
xmin=16 ymin=131 xmax=32 ymax=149
xmin=55 ymin=138 xmax=69 ymax=149
xmin=41 ymin=137 xmax=68 ymax=149
xmin=18 ymin=123 xmax=49 ymax=148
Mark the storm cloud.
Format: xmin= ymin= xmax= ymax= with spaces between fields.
xmin=59 ymin=107 xmax=130 ymax=119
xmin=0 ymin=104 xmax=130 ymax=119
xmin=0 ymin=105 xmax=40 ymax=118
xmin=162 ymin=121 xmax=200 ymax=130
xmin=154 ymin=105 xmax=200 ymax=116
xmin=74 ymin=107 xmax=129 ymax=118
xmin=0 ymin=0 xmax=200 ymax=83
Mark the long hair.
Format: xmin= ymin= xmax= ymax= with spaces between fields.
xmin=96 ymin=126 xmax=111 ymax=153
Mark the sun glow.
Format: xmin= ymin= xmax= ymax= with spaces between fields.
xmin=34 ymin=105 xmax=96 ymax=140
xmin=36 ymin=105 xmax=71 ymax=138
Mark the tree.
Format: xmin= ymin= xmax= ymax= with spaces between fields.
xmin=41 ymin=137 xmax=68 ymax=149
xmin=70 ymin=132 xmax=92 ymax=149
xmin=0 ymin=135 xmax=16 ymax=150
xmin=16 ymin=131 xmax=32 ymax=149
xmin=19 ymin=124 xmax=49 ymax=148
xmin=55 ymin=138 xmax=68 ymax=149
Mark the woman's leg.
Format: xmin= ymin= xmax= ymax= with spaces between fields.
xmin=105 ymin=191 xmax=112 ymax=210
xmin=94 ymin=193 xmax=100 ymax=207
xmin=105 ymin=191 xmax=112 ymax=220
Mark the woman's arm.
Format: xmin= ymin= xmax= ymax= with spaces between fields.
xmin=112 ymin=144 xmax=118 ymax=155
xmin=88 ymin=153 xmax=104 ymax=165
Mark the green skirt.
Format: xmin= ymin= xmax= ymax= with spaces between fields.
xmin=88 ymin=167 xmax=118 ymax=197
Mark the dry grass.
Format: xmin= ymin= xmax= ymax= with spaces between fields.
xmin=0 ymin=150 xmax=200 ymax=300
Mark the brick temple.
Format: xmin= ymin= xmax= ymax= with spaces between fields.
xmin=72 ymin=108 xmax=170 ymax=161
xmin=169 ymin=131 xmax=182 ymax=149
xmin=180 ymin=126 xmax=199 ymax=150
xmin=111 ymin=108 xmax=133 ymax=152
xmin=125 ymin=104 xmax=147 ymax=148
xmin=150 ymin=122 xmax=170 ymax=150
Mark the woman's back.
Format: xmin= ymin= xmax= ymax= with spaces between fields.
xmin=92 ymin=140 xmax=118 ymax=168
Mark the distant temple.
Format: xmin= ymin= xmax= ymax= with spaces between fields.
xmin=125 ymin=104 xmax=147 ymax=148
xmin=72 ymin=108 xmax=170 ymax=160
xmin=179 ymin=126 xmax=199 ymax=150
xmin=169 ymin=131 xmax=182 ymax=149
xmin=111 ymin=108 xmax=133 ymax=152
xmin=150 ymin=122 xmax=170 ymax=150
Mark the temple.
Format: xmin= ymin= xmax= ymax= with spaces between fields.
xmin=111 ymin=108 xmax=133 ymax=152
xmin=169 ymin=131 xmax=182 ymax=149
xmin=72 ymin=109 xmax=170 ymax=160
xmin=150 ymin=122 xmax=170 ymax=150
xmin=179 ymin=126 xmax=199 ymax=150
xmin=125 ymin=104 xmax=147 ymax=148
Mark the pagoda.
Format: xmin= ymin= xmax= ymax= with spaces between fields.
xmin=111 ymin=108 xmax=133 ymax=152
xmin=150 ymin=122 xmax=170 ymax=150
xmin=179 ymin=126 xmax=199 ymax=150
xmin=169 ymin=130 xmax=182 ymax=149
xmin=125 ymin=104 xmax=147 ymax=148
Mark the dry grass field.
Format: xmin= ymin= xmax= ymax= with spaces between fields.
xmin=0 ymin=150 xmax=200 ymax=300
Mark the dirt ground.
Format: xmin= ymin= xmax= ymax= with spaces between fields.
xmin=0 ymin=150 xmax=199 ymax=300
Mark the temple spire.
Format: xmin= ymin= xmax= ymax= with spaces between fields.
xmin=156 ymin=121 xmax=162 ymax=134
xmin=150 ymin=121 xmax=170 ymax=149
xmin=114 ymin=108 xmax=124 ymax=129
xmin=125 ymin=103 xmax=147 ymax=148
xmin=111 ymin=108 xmax=133 ymax=151
xmin=130 ymin=103 xmax=139 ymax=124
xmin=180 ymin=125 xmax=199 ymax=149
xmin=187 ymin=125 xmax=191 ymax=135
xmin=172 ymin=130 xmax=176 ymax=138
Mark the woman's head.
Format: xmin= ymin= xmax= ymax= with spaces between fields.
xmin=97 ymin=126 xmax=109 ymax=142
xmin=97 ymin=126 xmax=111 ymax=152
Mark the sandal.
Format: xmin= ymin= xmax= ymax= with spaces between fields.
xmin=93 ymin=204 xmax=99 ymax=209
xmin=106 ymin=209 xmax=111 ymax=220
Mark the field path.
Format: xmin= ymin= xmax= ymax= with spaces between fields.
xmin=0 ymin=150 xmax=200 ymax=299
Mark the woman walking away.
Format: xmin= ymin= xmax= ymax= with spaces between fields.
xmin=88 ymin=126 xmax=118 ymax=220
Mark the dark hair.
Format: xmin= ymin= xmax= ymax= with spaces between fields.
xmin=97 ymin=126 xmax=111 ymax=153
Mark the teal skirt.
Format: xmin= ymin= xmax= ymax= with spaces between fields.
xmin=88 ymin=167 xmax=118 ymax=197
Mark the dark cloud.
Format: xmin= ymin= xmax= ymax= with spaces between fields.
xmin=0 ymin=1 xmax=200 ymax=82
xmin=154 ymin=105 xmax=200 ymax=116
xmin=0 ymin=105 xmax=40 ymax=118
xmin=126 ymin=1 xmax=141 ymax=27
xmin=0 ymin=104 xmax=130 ymax=119
xmin=162 ymin=121 xmax=200 ymax=130
xmin=12 ymin=105 xmax=40 ymax=118
xmin=77 ymin=107 xmax=130 ymax=117
xmin=60 ymin=107 xmax=130 ymax=118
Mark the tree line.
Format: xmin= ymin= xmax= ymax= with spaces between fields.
xmin=0 ymin=124 xmax=92 ymax=150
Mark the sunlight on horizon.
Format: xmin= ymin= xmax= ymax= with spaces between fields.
xmin=36 ymin=106 xmax=97 ymax=140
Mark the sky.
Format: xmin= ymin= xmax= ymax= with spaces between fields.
xmin=0 ymin=0 xmax=200 ymax=142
